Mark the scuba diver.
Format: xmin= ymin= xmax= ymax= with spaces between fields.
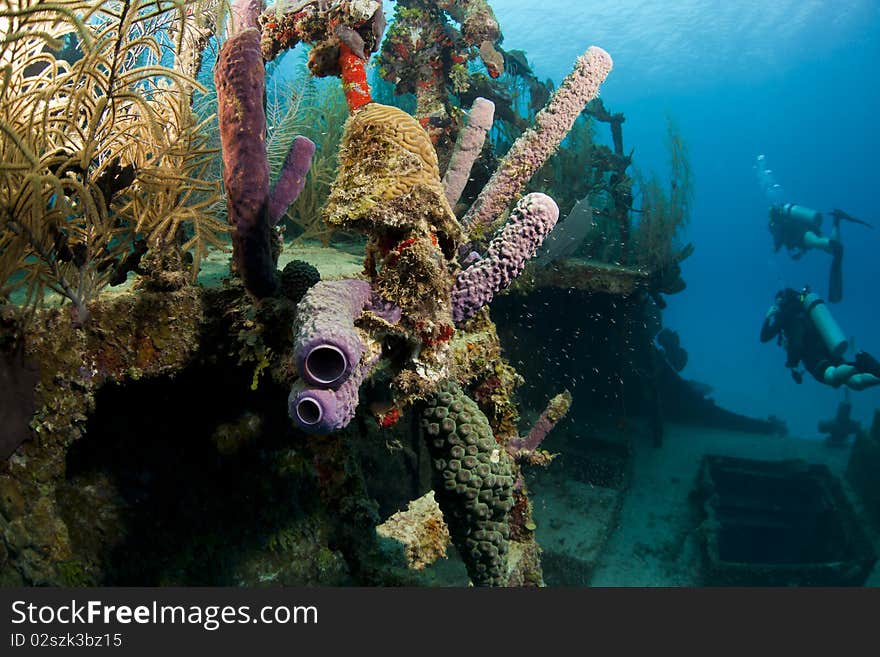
xmin=756 ymin=155 xmax=874 ymax=303
xmin=760 ymin=287 xmax=880 ymax=390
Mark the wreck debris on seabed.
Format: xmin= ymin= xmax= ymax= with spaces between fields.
xmin=1 ymin=0 xmax=718 ymax=587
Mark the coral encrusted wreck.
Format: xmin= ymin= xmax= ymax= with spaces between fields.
xmin=250 ymin=0 xmax=613 ymax=586
xmin=0 ymin=0 xmax=613 ymax=588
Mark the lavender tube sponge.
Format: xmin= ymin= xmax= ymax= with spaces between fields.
xmin=288 ymin=347 xmax=380 ymax=435
xmin=506 ymin=390 xmax=572 ymax=456
xmin=269 ymin=136 xmax=316 ymax=225
xmin=293 ymin=279 xmax=372 ymax=388
xmin=452 ymin=193 xmax=559 ymax=324
xmin=215 ymin=28 xmax=276 ymax=298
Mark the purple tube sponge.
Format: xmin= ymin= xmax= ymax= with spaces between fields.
xmin=288 ymin=347 xmax=380 ymax=435
xmin=215 ymin=18 xmax=315 ymax=298
xmin=452 ymin=193 xmax=559 ymax=324
xmin=269 ymin=136 xmax=316 ymax=225
xmin=215 ymin=28 xmax=276 ymax=297
xmin=293 ymin=279 xmax=372 ymax=388
xmin=461 ymin=47 xmax=612 ymax=236
xmin=368 ymin=291 xmax=403 ymax=325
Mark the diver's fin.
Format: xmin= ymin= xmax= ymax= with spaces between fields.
xmin=828 ymin=241 xmax=843 ymax=303
xmin=855 ymin=351 xmax=880 ymax=378
xmin=831 ymin=208 xmax=874 ymax=229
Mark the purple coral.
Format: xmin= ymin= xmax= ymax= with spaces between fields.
xmin=452 ymin=193 xmax=559 ymax=323
xmin=288 ymin=348 xmax=380 ymax=435
xmin=215 ymin=28 xmax=276 ymax=297
xmin=269 ymin=136 xmax=316 ymax=225
xmin=215 ymin=20 xmax=315 ymax=297
xmin=293 ymin=279 xmax=372 ymax=388
xmin=461 ymin=46 xmax=613 ymax=236
xmin=442 ymin=97 xmax=495 ymax=208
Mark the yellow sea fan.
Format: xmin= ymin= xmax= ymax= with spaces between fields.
xmin=0 ymin=0 xmax=226 ymax=318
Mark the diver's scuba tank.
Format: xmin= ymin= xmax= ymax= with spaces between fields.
xmin=801 ymin=291 xmax=848 ymax=359
xmin=772 ymin=203 xmax=823 ymax=231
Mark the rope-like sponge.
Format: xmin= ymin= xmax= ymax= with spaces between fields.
xmin=422 ymin=382 xmax=515 ymax=586
xmin=452 ymin=193 xmax=559 ymax=324
xmin=461 ymin=46 xmax=612 ymax=236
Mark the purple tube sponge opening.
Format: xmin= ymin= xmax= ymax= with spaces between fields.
xmin=452 ymin=193 xmax=559 ymax=324
xmin=290 ymin=386 xmax=329 ymax=427
xmin=293 ymin=279 xmax=372 ymax=388
xmin=288 ymin=348 xmax=380 ymax=435
xmin=269 ymin=136 xmax=316 ymax=226
xmin=289 ymin=383 xmax=349 ymax=435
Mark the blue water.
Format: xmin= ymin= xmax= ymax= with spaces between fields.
xmin=490 ymin=0 xmax=880 ymax=437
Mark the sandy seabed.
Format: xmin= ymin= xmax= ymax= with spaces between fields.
xmin=530 ymin=422 xmax=880 ymax=587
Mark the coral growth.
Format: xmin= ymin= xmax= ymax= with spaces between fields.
xmin=259 ymin=0 xmax=386 ymax=66
xmin=375 ymin=490 xmax=451 ymax=571
xmin=422 ymin=381 xmax=515 ymax=587
xmin=279 ymin=259 xmax=321 ymax=304
xmin=322 ymin=101 xmax=462 ymax=382
xmin=323 ymin=103 xmax=459 ymax=241
xmin=377 ymin=0 xmax=503 ymax=163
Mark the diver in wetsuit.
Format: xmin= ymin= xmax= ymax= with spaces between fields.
xmin=768 ymin=205 xmax=848 ymax=301
xmin=767 ymin=204 xmax=844 ymax=259
xmin=756 ymin=155 xmax=873 ymax=303
xmin=760 ymin=287 xmax=880 ymax=390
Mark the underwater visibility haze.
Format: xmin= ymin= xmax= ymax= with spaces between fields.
xmin=1 ymin=0 xmax=880 ymax=587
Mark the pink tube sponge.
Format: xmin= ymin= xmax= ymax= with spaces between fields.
xmin=452 ymin=192 xmax=559 ymax=323
xmin=461 ymin=46 xmax=612 ymax=236
xmin=442 ymin=97 xmax=495 ymax=207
